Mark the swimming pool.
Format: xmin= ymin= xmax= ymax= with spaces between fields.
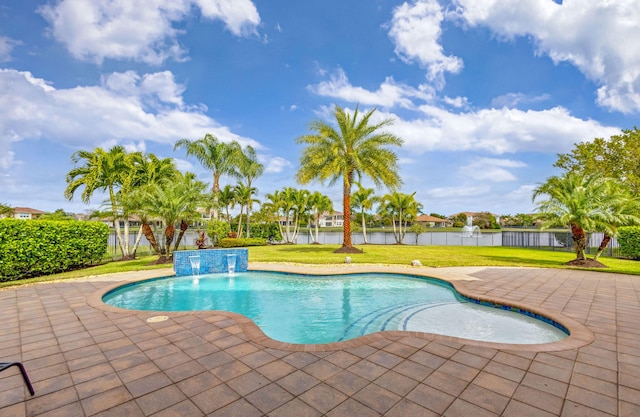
xmin=103 ymin=271 xmax=569 ymax=345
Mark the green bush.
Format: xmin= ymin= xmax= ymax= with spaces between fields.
xmin=206 ymin=220 xmax=231 ymax=247
xmin=219 ymin=237 xmax=267 ymax=248
xmin=0 ymin=219 xmax=109 ymax=281
xmin=618 ymin=226 xmax=640 ymax=259
xmin=249 ymin=223 xmax=282 ymax=242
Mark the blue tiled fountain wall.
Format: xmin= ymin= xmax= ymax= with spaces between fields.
xmin=173 ymin=248 xmax=248 ymax=276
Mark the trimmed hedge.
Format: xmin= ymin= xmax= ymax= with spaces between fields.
xmin=0 ymin=219 xmax=109 ymax=281
xmin=618 ymin=226 xmax=640 ymax=260
xmin=218 ymin=237 xmax=267 ymax=248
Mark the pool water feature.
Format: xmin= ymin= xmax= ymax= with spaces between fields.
xmin=103 ymin=271 xmax=568 ymax=345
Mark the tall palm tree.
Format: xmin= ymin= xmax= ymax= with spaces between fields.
xmin=308 ymin=191 xmax=333 ymax=244
xmin=296 ymin=105 xmax=403 ymax=253
xmin=351 ymin=186 xmax=378 ymax=244
xmin=65 ymin=146 xmax=132 ymax=258
xmin=237 ymin=146 xmax=264 ymax=237
xmin=532 ymin=172 xmax=614 ymax=261
xmin=174 ymin=134 xmax=242 ymax=219
xmin=378 ymin=191 xmax=421 ymax=244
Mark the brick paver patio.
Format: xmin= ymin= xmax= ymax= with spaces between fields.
xmin=1 ymin=265 xmax=639 ymax=416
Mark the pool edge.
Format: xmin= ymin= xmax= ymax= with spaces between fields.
xmin=87 ymin=264 xmax=595 ymax=353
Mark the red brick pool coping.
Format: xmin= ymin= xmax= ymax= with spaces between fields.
xmin=88 ymin=264 xmax=594 ymax=353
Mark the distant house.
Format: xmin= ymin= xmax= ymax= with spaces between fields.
xmin=415 ymin=214 xmax=451 ymax=228
xmin=317 ymin=211 xmax=344 ymax=228
xmin=7 ymin=207 xmax=46 ymax=220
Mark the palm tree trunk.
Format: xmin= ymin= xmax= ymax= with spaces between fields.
xmin=341 ymin=174 xmax=353 ymax=249
xmin=237 ymin=207 xmax=244 ymax=236
xmin=361 ymin=209 xmax=368 ymax=244
xmin=141 ymin=222 xmax=160 ymax=254
xmin=165 ymin=223 xmax=175 ymax=257
xmin=292 ymin=212 xmax=300 ymax=241
xmin=123 ymin=218 xmax=131 ymax=257
xmin=131 ymin=227 xmax=145 ymax=257
xmin=392 ymin=214 xmax=400 ymax=243
xmin=173 ymin=219 xmax=189 ymax=252
xmin=571 ymin=223 xmax=587 ymax=260
xmin=109 ymin=187 xmax=127 ymax=258
xmin=594 ymin=233 xmax=612 ymax=261
xmin=314 ymin=212 xmax=320 ymax=244
xmin=212 ymin=172 xmax=220 ymax=220
xmin=246 ymin=207 xmax=251 ymax=238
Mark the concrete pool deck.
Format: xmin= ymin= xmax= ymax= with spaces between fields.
xmin=1 ymin=264 xmax=639 ymax=416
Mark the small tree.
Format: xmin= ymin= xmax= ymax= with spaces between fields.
xmin=410 ymin=223 xmax=426 ymax=245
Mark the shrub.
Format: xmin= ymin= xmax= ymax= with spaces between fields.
xmin=618 ymin=226 xmax=640 ymax=259
xmin=0 ymin=219 xmax=109 ymax=281
xmin=218 ymin=237 xmax=267 ymax=248
xmin=249 ymin=223 xmax=282 ymax=241
xmin=206 ymin=220 xmax=230 ymax=247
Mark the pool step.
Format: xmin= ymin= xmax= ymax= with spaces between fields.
xmin=338 ymin=301 xmax=460 ymax=341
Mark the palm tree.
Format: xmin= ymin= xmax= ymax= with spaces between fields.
xmin=532 ymin=172 xmax=614 ymax=261
xmin=593 ymin=183 xmax=640 ymax=260
xmin=296 ymin=105 xmax=403 ymax=253
xmin=233 ymin=182 xmax=259 ymax=237
xmin=127 ymin=153 xmax=178 ymax=256
xmin=290 ymin=188 xmax=310 ymax=243
xmin=174 ymin=134 xmax=242 ymax=219
xmin=141 ymin=172 xmax=206 ymax=261
xmin=308 ymin=191 xmax=333 ymax=244
xmin=378 ymin=191 xmax=422 ymax=244
xmin=217 ymin=185 xmax=236 ymax=225
xmin=351 ymin=186 xmax=378 ymax=244
xmin=237 ymin=145 xmax=264 ymax=237
xmin=265 ymin=189 xmax=287 ymax=243
xmin=65 ymin=146 xmax=132 ymax=258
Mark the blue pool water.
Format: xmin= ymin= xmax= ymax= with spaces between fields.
xmin=103 ymin=271 xmax=569 ymax=345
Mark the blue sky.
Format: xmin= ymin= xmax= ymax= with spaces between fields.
xmin=1 ymin=0 xmax=637 ymax=216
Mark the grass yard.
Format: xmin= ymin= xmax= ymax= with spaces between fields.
xmin=249 ymin=244 xmax=640 ymax=274
xmin=3 ymin=244 xmax=639 ymax=289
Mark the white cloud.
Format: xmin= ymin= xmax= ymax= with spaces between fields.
xmin=194 ymin=0 xmax=260 ymax=36
xmin=0 ymin=36 xmax=20 ymax=62
xmin=427 ymin=184 xmax=490 ymax=199
xmin=453 ymin=0 xmax=640 ymax=113
xmin=491 ymin=92 xmax=551 ymax=108
xmin=102 ymin=71 xmax=186 ymax=109
xmin=379 ymin=105 xmax=621 ymax=154
xmin=442 ymin=96 xmax=469 ymax=109
xmin=0 ymin=69 xmax=260 ymax=162
xmin=308 ymin=68 xmax=434 ymax=109
xmin=261 ymin=156 xmax=292 ymax=174
xmin=459 ymin=157 xmax=526 ymax=182
xmin=387 ymin=0 xmax=463 ymax=86
xmin=39 ymin=0 xmax=261 ymax=64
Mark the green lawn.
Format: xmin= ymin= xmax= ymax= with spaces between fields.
xmin=249 ymin=244 xmax=640 ymax=274
xmin=2 ymin=244 xmax=639 ymax=289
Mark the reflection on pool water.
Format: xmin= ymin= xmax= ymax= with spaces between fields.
xmin=103 ymin=271 xmax=569 ymax=345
